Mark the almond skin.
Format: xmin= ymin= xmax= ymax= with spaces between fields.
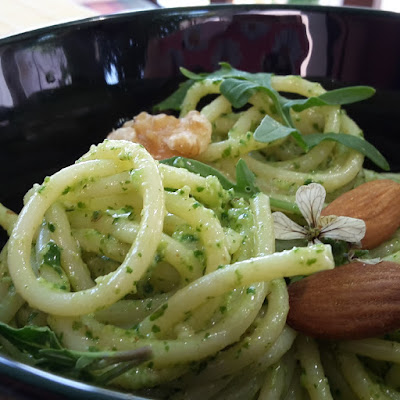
xmin=287 ymin=261 xmax=400 ymax=340
xmin=321 ymin=180 xmax=400 ymax=249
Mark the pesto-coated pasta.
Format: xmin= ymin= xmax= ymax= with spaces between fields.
xmin=0 ymin=67 xmax=399 ymax=400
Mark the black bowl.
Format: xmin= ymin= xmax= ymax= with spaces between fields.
xmin=0 ymin=4 xmax=400 ymax=399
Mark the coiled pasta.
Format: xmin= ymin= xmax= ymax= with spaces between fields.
xmin=0 ymin=139 xmax=334 ymax=398
xmin=182 ymin=74 xmax=365 ymax=203
xmin=0 ymin=68 xmax=399 ymax=399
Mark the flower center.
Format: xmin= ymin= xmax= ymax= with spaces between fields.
xmin=305 ymin=226 xmax=321 ymax=242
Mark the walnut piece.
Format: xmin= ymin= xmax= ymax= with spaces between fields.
xmin=107 ymin=110 xmax=212 ymax=160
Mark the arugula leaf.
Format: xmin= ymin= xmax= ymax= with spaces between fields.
xmin=154 ymin=62 xmax=253 ymax=112
xmin=160 ymin=63 xmax=281 ymax=115
xmin=0 ymin=322 xmax=152 ymax=382
xmin=180 ymin=62 xmax=236 ymax=81
xmin=154 ymin=64 xmax=235 ymax=112
xmin=181 ymin=63 xmax=276 ymax=109
xmin=0 ymin=323 xmax=62 ymax=357
xmin=39 ymin=346 xmax=152 ymax=384
xmin=234 ymin=159 xmax=259 ymax=196
xmin=321 ymin=238 xmax=352 ymax=267
xmin=220 ymin=78 xmax=259 ymax=108
xmin=161 ymin=157 xmax=258 ymax=198
xmin=285 ymin=86 xmax=375 ymax=113
xmin=160 ymin=157 xmax=300 ymax=214
xmin=284 ymin=97 xmax=328 ymax=113
xmin=219 ymin=74 xmax=273 ymax=108
xmin=180 ymin=62 xmax=268 ymax=83
xmin=253 ymin=114 xmax=307 ymax=150
xmin=156 ymin=64 xmax=385 ymax=170
xmin=155 ymin=62 xmax=375 ymax=129
xmin=219 ymin=74 xmax=295 ymax=128
xmin=153 ymin=79 xmax=194 ymax=112
xmin=253 ymin=116 xmax=389 ymax=171
xmin=179 ymin=63 xmax=375 ymax=124
xmin=319 ymin=86 xmax=376 ymax=105
xmin=303 ymin=133 xmax=390 ymax=171
xmin=179 ymin=67 xmax=206 ymax=81
xmin=161 ymin=157 xmax=235 ymax=191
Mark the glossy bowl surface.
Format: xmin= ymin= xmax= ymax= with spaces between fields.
xmin=0 ymin=4 xmax=400 ymax=399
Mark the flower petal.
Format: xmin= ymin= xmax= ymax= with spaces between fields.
xmin=296 ymin=183 xmax=326 ymax=228
xmin=272 ymin=212 xmax=307 ymax=240
xmin=354 ymin=257 xmax=381 ymax=265
xmin=319 ymin=215 xmax=366 ymax=243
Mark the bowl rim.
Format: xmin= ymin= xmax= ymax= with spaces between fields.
xmin=0 ymin=3 xmax=399 ymax=46
xmin=0 ymin=352 xmax=151 ymax=399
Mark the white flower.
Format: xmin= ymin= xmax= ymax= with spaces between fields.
xmin=273 ymin=183 xmax=366 ymax=245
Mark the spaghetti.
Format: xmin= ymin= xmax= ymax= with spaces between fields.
xmin=0 ymin=66 xmax=399 ymax=399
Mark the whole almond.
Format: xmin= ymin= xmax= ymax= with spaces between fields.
xmin=321 ymin=180 xmax=400 ymax=249
xmin=287 ymin=261 xmax=400 ymax=340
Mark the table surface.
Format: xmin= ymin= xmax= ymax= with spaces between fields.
xmin=0 ymin=0 xmax=157 ymax=39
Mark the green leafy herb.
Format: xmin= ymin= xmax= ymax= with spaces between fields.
xmin=303 ymin=133 xmax=389 ymax=171
xmin=254 ymin=120 xmax=389 ymax=171
xmin=321 ymin=238 xmax=352 ymax=267
xmin=0 ymin=323 xmax=62 ymax=356
xmin=157 ymin=62 xmax=375 ymax=120
xmin=160 ymin=157 xmax=300 ymax=214
xmin=155 ymin=63 xmax=281 ymax=115
xmin=154 ymin=63 xmax=385 ymax=170
xmin=284 ymin=86 xmax=375 ymax=112
xmin=161 ymin=157 xmax=235 ymax=191
xmin=180 ymin=62 xmax=250 ymax=82
xmin=153 ymin=79 xmax=194 ymax=112
xmin=0 ymin=322 xmax=152 ymax=384
xmin=318 ymin=86 xmax=376 ymax=104
xmin=220 ymin=74 xmax=273 ymax=109
xmin=234 ymin=159 xmax=259 ymax=195
xmin=154 ymin=62 xmax=262 ymax=112
xmin=158 ymin=63 xmax=375 ymax=127
xmin=161 ymin=157 xmax=258 ymax=198
xmin=253 ymin=114 xmax=307 ymax=151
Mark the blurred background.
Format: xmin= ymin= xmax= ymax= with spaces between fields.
xmin=0 ymin=0 xmax=398 ymax=38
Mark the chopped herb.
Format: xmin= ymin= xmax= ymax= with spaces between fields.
xmin=149 ymin=304 xmax=168 ymax=321
xmin=194 ymin=250 xmax=204 ymax=258
xmin=72 ymin=321 xmax=83 ymax=331
xmin=235 ymin=269 xmax=243 ymax=284
xmin=91 ymin=210 xmax=101 ymax=222
xmin=62 ymin=186 xmax=71 ymax=195
xmin=41 ymin=242 xmax=62 ymax=275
